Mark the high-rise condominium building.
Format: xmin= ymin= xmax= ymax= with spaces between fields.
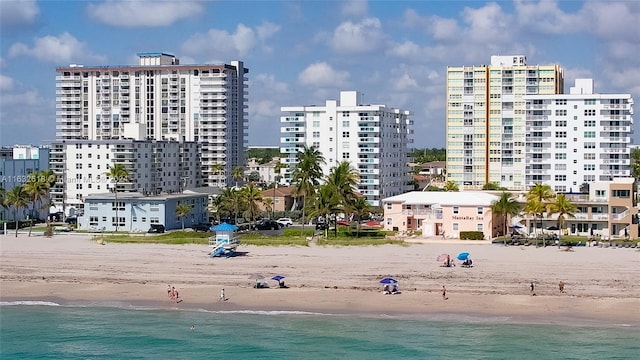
xmin=280 ymin=91 xmax=413 ymax=206
xmin=55 ymin=52 xmax=248 ymax=188
xmin=524 ymin=79 xmax=634 ymax=193
xmin=446 ymin=55 xmax=564 ymax=189
xmin=49 ymin=140 xmax=201 ymax=215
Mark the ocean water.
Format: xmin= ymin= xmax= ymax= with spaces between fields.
xmin=1 ymin=302 xmax=638 ymax=360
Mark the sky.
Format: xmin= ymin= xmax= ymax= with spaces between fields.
xmin=1 ymin=0 xmax=639 ymax=149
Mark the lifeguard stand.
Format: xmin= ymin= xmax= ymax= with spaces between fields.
xmin=209 ymin=222 xmax=239 ymax=257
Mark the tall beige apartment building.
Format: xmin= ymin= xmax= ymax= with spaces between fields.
xmin=445 ymin=55 xmax=564 ymax=189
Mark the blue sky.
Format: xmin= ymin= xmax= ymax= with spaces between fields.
xmin=1 ymin=0 xmax=639 ymax=148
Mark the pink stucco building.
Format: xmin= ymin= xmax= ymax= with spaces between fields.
xmin=382 ymin=191 xmax=501 ymax=239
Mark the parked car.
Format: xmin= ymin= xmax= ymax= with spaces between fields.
xmin=276 ymin=218 xmax=293 ymax=227
xmin=336 ymin=220 xmax=350 ymax=226
xmin=253 ymin=219 xmax=282 ymax=231
xmin=192 ymin=223 xmax=212 ymax=232
xmin=148 ymin=224 xmax=165 ymax=233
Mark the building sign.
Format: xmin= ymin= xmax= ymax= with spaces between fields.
xmin=452 ymin=215 xmax=484 ymax=220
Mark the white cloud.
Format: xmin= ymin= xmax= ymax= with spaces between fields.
xmin=182 ymin=23 xmax=280 ymax=60
xmin=461 ymin=3 xmax=513 ymax=43
xmin=392 ymin=73 xmax=418 ymax=92
xmin=0 ymin=75 xmax=14 ymax=91
xmin=0 ymin=0 xmax=39 ymax=30
xmin=8 ymin=33 xmax=105 ymax=64
xmin=253 ymin=74 xmax=290 ymax=94
xmin=513 ymin=0 xmax=583 ymax=34
xmin=298 ymin=62 xmax=350 ymax=88
xmin=86 ymin=0 xmax=202 ymax=27
xmin=329 ymin=18 xmax=386 ymax=54
xmin=341 ymin=0 xmax=368 ymax=18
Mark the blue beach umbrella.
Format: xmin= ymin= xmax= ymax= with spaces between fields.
xmin=379 ymin=277 xmax=398 ymax=284
xmin=271 ymin=275 xmax=285 ymax=281
xmin=457 ymin=252 xmax=470 ymax=261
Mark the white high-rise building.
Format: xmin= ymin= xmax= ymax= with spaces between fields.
xmin=49 ymin=140 xmax=201 ymax=215
xmin=446 ymin=55 xmax=564 ymax=189
xmin=524 ymin=79 xmax=635 ymax=192
xmin=280 ymin=91 xmax=413 ymax=206
xmin=55 ymin=52 xmax=248 ymax=187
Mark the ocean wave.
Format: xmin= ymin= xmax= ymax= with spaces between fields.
xmin=210 ymin=309 xmax=330 ymax=316
xmin=0 ymin=300 xmax=60 ymax=307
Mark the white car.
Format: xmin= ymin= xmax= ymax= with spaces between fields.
xmin=276 ymin=218 xmax=293 ymax=227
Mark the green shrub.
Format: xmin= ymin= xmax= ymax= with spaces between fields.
xmin=459 ymin=231 xmax=485 ymax=240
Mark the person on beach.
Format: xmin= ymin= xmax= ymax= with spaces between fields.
xmin=558 ymin=281 xmax=565 ymax=293
xmin=175 ymin=290 xmax=179 ymax=302
xmin=442 ymin=231 xmax=446 ymax=240
xmin=167 ymin=284 xmax=172 ymax=298
xmin=530 ymin=282 xmax=536 ymax=296
xmin=171 ymin=286 xmax=176 ymax=299
xmin=190 ymin=325 xmax=195 ymax=331
xmin=442 ymin=285 xmax=448 ymax=300
xmin=219 ymin=288 xmax=225 ymax=302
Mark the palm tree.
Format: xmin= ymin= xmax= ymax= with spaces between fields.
xmin=326 ymin=161 xmax=360 ymax=234
xmin=6 ymin=185 xmax=30 ymax=237
xmin=526 ymin=182 xmax=555 ymax=245
xmin=23 ymin=172 xmax=50 ymax=236
xmin=273 ymin=160 xmax=286 ymax=185
xmin=262 ymin=197 xmax=274 ymax=217
xmin=105 ymin=164 xmax=130 ymax=232
xmin=0 ymin=186 xmax=7 ymax=218
xmin=220 ymin=187 xmax=242 ymax=225
xmin=490 ymin=192 xmax=521 ymax=245
xmin=232 ymin=166 xmax=244 ymax=188
xmin=350 ymin=196 xmax=371 ymax=237
xmin=291 ymin=146 xmax=325 ymax=232
xmin=176 ymin=203 xmax=192 ymax=230
xmin=307 ymin=184 xmax=340 ymax=237
xmin=546 ymin=194 xmax=577 ymax=248
xmin=241 ymin=183 xmax=263 ymax=228
xmin=444 ymin=181 xmax=459 ymax=192
xmin=211 ymin=163 xmax=225 ymax=187
xmin=207 ymin=195 xmax=223 ymax=223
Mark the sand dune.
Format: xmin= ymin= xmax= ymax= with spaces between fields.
xmin=1 ymin=234 xmax=639 ymax=325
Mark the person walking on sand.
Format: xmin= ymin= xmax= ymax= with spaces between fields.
xmin=219 ymin=288 xmax=225 ymax=302
xmin=167 ymin=284 xmax=172 ymax=299
xmin=558 ymin=281 xmax=565 ymax=293
xmin=442 ymin=285 xmax=448 ymax=300
xmin=530 ymin=282 xmax=536 ymax=296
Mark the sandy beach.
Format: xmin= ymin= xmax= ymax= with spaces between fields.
xmin=1 ymin=233 xmax=639 ymax=326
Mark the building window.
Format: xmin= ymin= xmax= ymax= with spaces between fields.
xmin=386 ymin=203 xmax=392 ymax=210
xmin=453 ymin=223 xmax=459 ymax=231
xmin=386 ymin=218 xmax=392 ymax=225
xmin=112 ymin=217 xmax=125 ymax=227
xmin=150 ymin=217 xmax=160 ymax=223
xmin=312 ymin=121 xmax=320 ymax=128
xmin=612 ymin=190 xmax=630 ymax=198
xmin=342 ymin=120 xmax=350 ymax=127
xmin=342 ymin=152 xmax=350 ymax=159
xmin=477 ymin=207 xmax=483 ymax=215
xmin=453 ymin=206 xmax=459 ymax=214
xmin=312 ymin=131 xmax=320 ymax=138
xmin=342 ymin=132 xmax=349 ymax=138
xmin=477 ymin=223 xmax=483 ymax=232
xmin=89 ymin=216 xmax=98 ymax=226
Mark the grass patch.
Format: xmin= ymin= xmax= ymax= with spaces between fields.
xmin=316 ymin=237 xmax=406 ymax=246
xmin=240 ymin=231 xmax=308 ymax=246
xmin=95 ymin=231 xmax=210 ymax=245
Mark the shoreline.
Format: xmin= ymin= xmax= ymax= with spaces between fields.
xmin=3 ymin=294 xmax=638 ymax=329
xmin=1 ymin=234 xmax=639 ymax=328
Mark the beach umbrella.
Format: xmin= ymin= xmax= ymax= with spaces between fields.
xmin=436 ymin=254 xmax=450 ymax=262
xmin=379 ymin=277 xmax=398 ymax=284
xmin=271 ymin=275 xmax=285 ymax=281
xmin=248 ymin=273 xmax=265 ymax=280
xmin=457 ymin=252 xmax=470 ymax=261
